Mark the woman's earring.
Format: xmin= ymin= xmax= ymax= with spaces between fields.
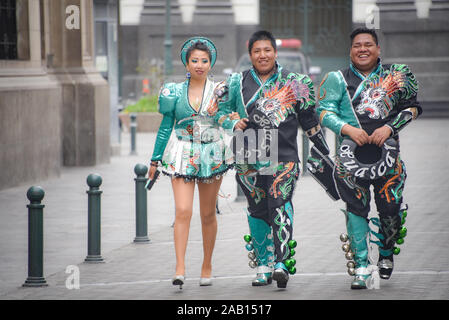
xmin=186 ymin=72 xmax=191 ymax=79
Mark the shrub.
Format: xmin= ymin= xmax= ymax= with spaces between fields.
xmin=123 ymin=95 xmax=158 ymax=113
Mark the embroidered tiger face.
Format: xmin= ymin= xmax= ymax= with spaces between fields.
xmin=254 ymin=79 xmax=300 ymax=127
xmin=355 ymin=86 xmax=389 ymax=119
xmin=355 ymin=69 xmax=410 ymax=120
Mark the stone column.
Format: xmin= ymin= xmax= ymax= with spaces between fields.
xmin=376 ymin=0 xmax=449 ymax=116
xmin=191 ymin=0 xmax=236 ymax=78
xmin=47 ymin=0 xmax=110 ymax=166
xmin=377 ymin=0 xmax=417 ymax=20
xmin=140 ymin=0 xmax=182 ymax=25
xmin=138 ymin=0 xmax=184 ymax=84
xmin=0 ymin=0 xmax=62 ymax=190
xmin=192 ymin=0 xmax=234 ymax=25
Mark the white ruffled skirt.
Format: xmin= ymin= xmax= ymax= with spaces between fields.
xmin=161 ymin=132 xmax=234 ymax=182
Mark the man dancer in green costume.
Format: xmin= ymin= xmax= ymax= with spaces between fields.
xmin=216 ymin=30 xmax=329 ymax=288
xmin=317 ymin=28 xmax=422 ymax=289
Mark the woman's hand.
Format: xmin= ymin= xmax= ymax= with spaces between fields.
xmin=148 ymin=162 xmax=159 ymax=180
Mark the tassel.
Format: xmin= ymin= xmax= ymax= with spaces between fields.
xmin=366 ymin=265 xmax=381 ymax=289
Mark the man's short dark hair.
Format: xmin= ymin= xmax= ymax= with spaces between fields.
xmin=248 ymin=30 xmax=277 ymax=54
xmin=350 ymin=27 xmax=379 ymax=45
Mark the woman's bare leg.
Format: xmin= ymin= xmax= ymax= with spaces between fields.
xmin=171 ymin=177 xmax=195 ymax=276
xmin=197 ymin=177 xmax=223 ymax=278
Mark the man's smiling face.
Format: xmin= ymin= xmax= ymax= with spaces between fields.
xmin=350 ymin=33 xmax=380 ymax=75
xmin=249 ymin=39 xmax=277 ymax=76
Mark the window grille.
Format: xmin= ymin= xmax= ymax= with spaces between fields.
xmin=0 ymin=0 xmax=18 ymax=60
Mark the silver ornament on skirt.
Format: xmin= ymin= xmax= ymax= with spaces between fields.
xmin=248 ymin=260 xmax=257 ymax=268
xmin=345 ymin=251 xmax=354 ymax=260
xmin=339 ymin=233 xmax=349 ymax=242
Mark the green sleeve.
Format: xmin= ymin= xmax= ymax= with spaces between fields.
xmin=214 ymin=73 xmax=241 ymax=132
xmin=151 ymin=83 xmax=177 ymax=161
xmin=316 ymin=71 xmax=348 ymax=136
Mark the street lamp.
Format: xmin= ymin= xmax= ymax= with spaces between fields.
xmin=164 ymin=0 xmax=173 ymax=78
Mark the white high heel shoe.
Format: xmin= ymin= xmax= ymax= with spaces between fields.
xmin=199 ymin=277 xmax=212 ymax=286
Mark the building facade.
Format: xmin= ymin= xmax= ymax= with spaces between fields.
xmin=0 ymin=0 xmax=111 ymax=190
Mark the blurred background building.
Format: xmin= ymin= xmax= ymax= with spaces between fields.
xmin=1 ymin=0 xmax=448 ymax=190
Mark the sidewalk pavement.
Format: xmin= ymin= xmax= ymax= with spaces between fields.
xmin=1 ymin=119 xmax=449 ymax=300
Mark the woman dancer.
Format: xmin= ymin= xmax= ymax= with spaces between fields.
xmin=148 ymin=37 xmax=232 ymax=288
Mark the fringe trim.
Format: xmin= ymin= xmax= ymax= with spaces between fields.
xmin=161 ymin=164 xmax=234 ymax=183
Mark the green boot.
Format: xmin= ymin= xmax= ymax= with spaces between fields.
xmin=246 ymin=210 xmax=275 ymax=286
xmin=377 ymin=204 xmax=406 ymax=279
xmin=345 ymin=211 xmax=370 ymax=289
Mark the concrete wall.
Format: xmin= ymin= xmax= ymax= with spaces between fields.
xmin=0 ymin=81 xmax=62 ymax=189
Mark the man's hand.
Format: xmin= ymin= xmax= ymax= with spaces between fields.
xmin=229 ymin=112 xmax=240 ymax=120
xmin=234 ymin=118 xmax=249 ymax=131
xmin=341 ymin=124 xmax=370 ymax=146
xmin=369 ymin=126 xmax=392 ymax=147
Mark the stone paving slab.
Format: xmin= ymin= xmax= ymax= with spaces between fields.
xmin=1 ymin=119 xmax=449 ymax=301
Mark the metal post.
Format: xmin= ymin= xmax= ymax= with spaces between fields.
xmin=130 ymin=113 xmax=137 ymax=155
xmin=134 ymin=164 xmax=150 ymax=243
xmin=235 ymin=184 xmax=246 ymax=202
xmin=303 ymin=0 xmax=309 ymax=55
xmin=164 ymin=0 xmax=173 ymax=77
xmin=85 ymin=174 xmax=104 ymax=263
xmin=23 ymin=186 xmax=48 ymax=287
xmin=302 ymin=130 xmax=309 ymax=176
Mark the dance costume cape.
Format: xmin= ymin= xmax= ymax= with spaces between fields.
xmin=151 ymin=78 xmax=232 ymax=180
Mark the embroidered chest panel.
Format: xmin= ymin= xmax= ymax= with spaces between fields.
xmin=254 ymin=74 xmax=311 ymax=127
xmin=354 ymin=65 xmax=418 ymax=120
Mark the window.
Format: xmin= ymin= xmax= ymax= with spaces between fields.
xmin=0 ymin=0 xmax=18 ymax=60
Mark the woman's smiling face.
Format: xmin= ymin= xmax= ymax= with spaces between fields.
xmin=186 ymin=49 xmax=211 ymax=80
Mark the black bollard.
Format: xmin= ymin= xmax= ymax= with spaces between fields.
xmin=84 ymin=174 xmax=104 ymax=263
xmin=134 ymin=164 xmax=150 ymax=243
xmin=130 ymin=113 xmax=137 ymax=155
xmin=23 ymin=186 xmax=48 ymax=287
